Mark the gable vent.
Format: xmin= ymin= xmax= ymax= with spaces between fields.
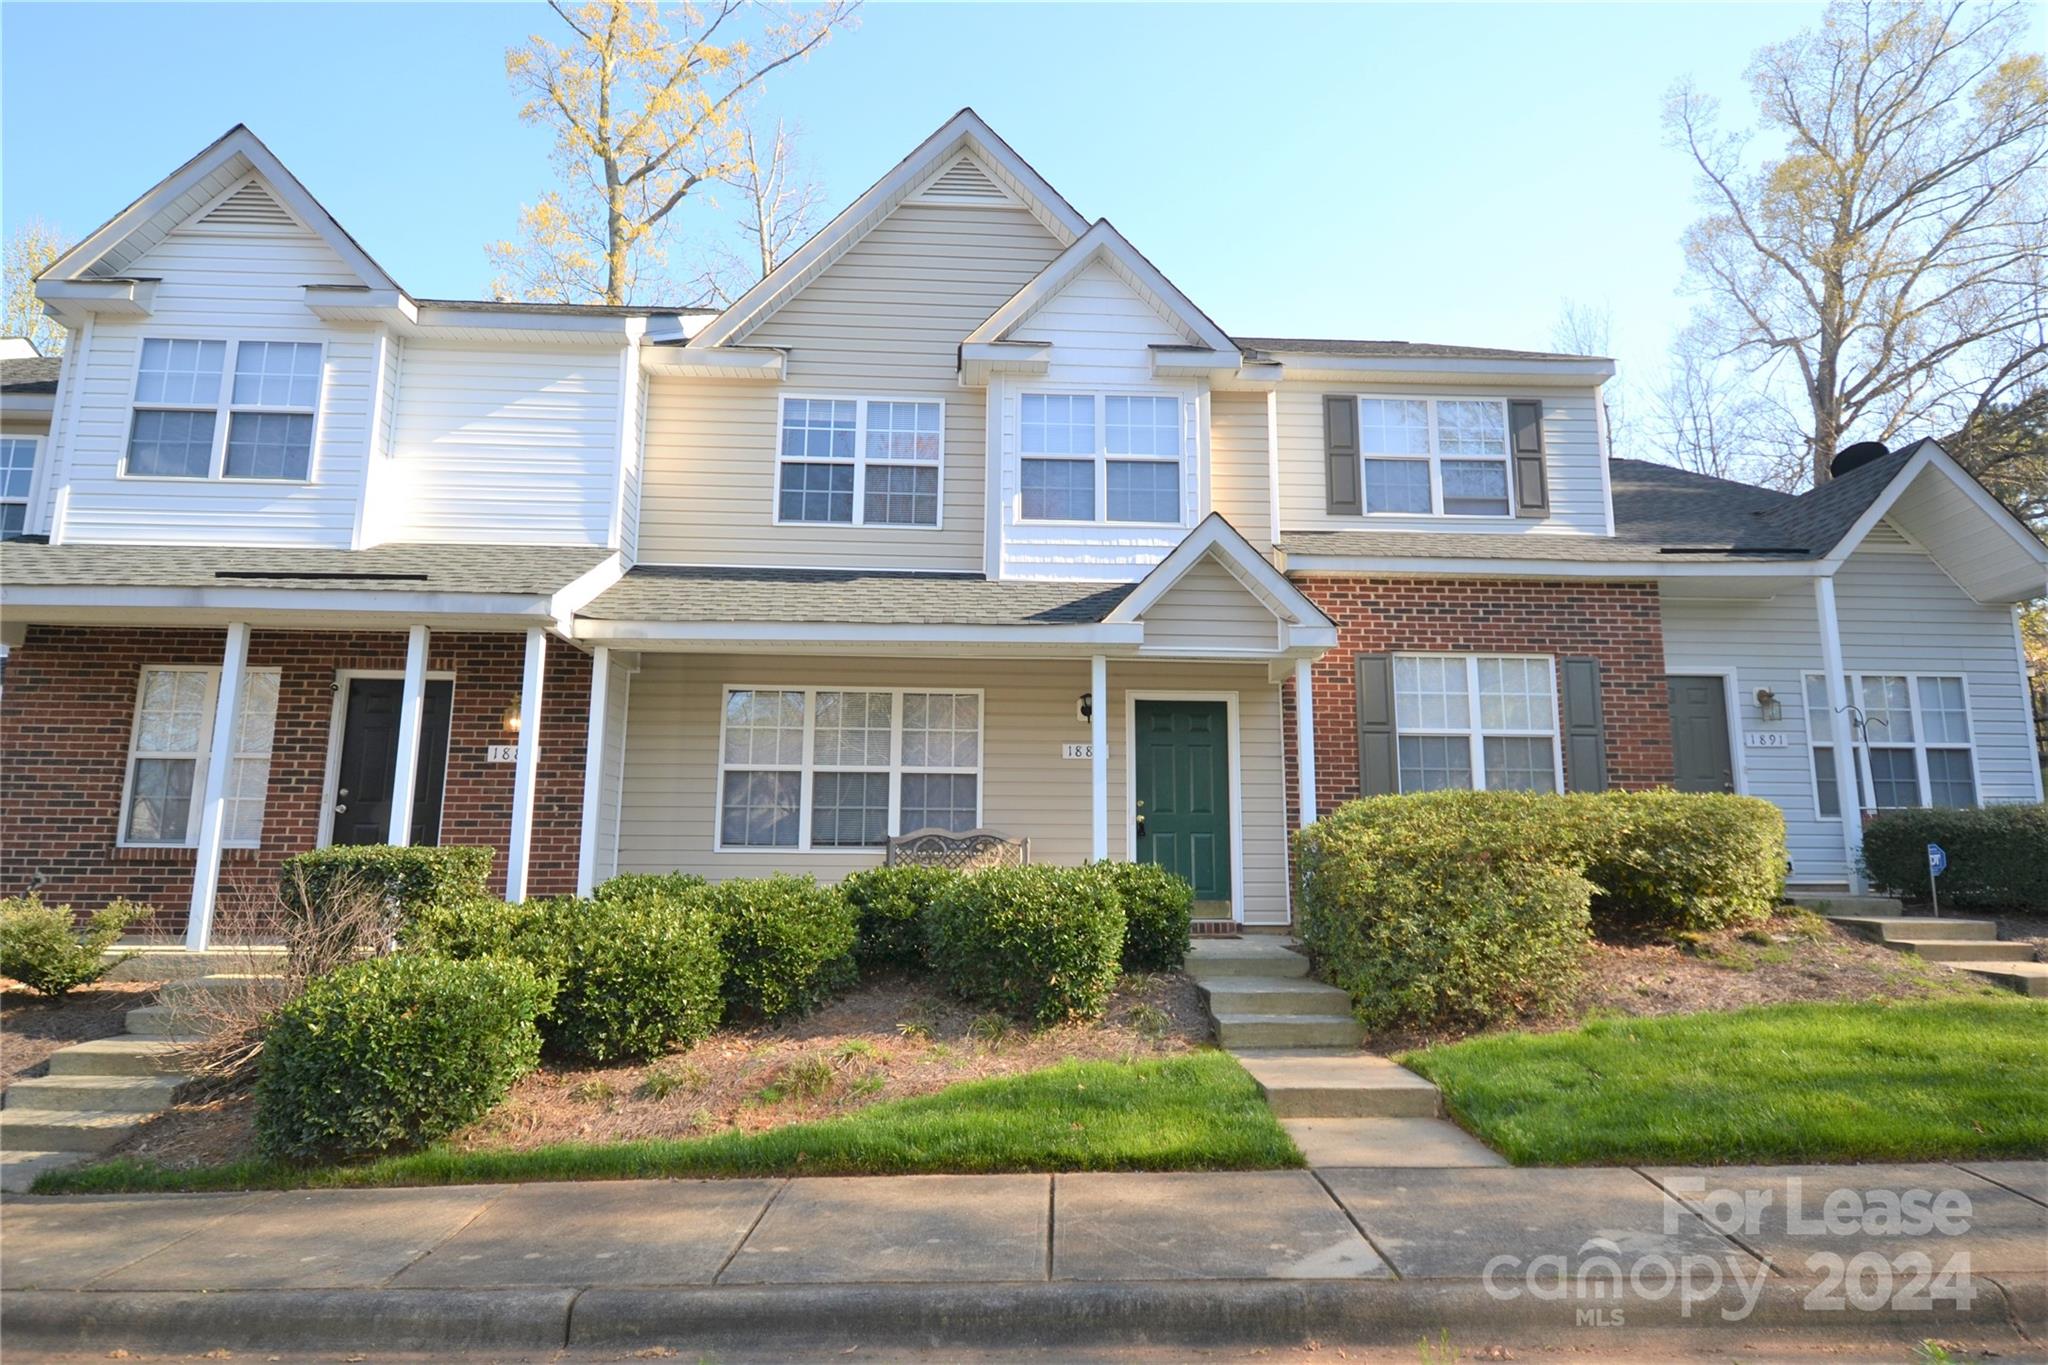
xmin=915 ymin=155 xmax=1013 ymax=205
xmin=200 ymin=181 xmax=295 ymax=228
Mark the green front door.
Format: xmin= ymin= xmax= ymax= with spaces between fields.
xmin=1134 ymin=699 xmax=1232 ymax=913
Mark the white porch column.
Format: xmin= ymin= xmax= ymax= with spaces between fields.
xmin=575 ymin=645 xmax=611 ymax=897
xmin=1814 ymin=576 xmax=1865 ymax=890
xmin=1090 ymin=654 xmax=1109 ymax=861
xmin=505 ymin=627 xmax=547 ymax=903
xmin=186 ymin=622 xmax=249 ymax=951
xmin=385 ymin=625 xmax=430 ymax=846
xmin=1293 ymin=657 xmax=1318 ymax=826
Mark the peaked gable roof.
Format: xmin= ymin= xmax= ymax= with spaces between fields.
xmin=963 ymin=219 xmax=1236 ymax=356
xmin=689 ymin=109 xmax=1091 ymax=350
xmin=1108 ymin=513 xmax=1333 ymax=634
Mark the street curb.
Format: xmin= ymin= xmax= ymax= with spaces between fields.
xmin=0 ymin=1288 xmax=576 ymax=1354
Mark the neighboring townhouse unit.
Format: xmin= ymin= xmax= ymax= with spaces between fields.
xmin=1 ymin=111 xmax=2042 ymax=948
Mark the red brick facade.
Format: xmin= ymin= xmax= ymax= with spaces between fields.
xmin=0 ymin=625 xmax=591 ymax=930
xmin=1282 ymin=577 xmax=1674 ymax=824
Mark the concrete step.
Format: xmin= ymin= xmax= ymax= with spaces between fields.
xmin=5 ymin=1074 xmax=182 ymax=1113
xmin=1788 ymin=893 xmax=1906 ymax=915
xmin=46 ymin=1037 xmax=190 ymax=1077
xmin=1214 ymin=1013 xmax=1363 ymax=1049
xmin=102 ymin=944 xmax=287 ymax=983
xmin=1200 ymin=978 xmax=1353 ymax=1016
xmin=124 ymin=1004 xmax=203 ymax=1038
xmin=1283 ymin=1117 xmax=1508 ymax=1168
xmin=160 ymin=972 xmax=288 ymax=1001
xmin=0 ymin=1149 xmax=87 ymax=1194
xmin=1958 ymin=962 xmax=2048 ymax=997
xmin=1829 ymin=915 xmax=2000 ymax=942
xmin=0 ymin=1108 xmax=143 ymax=1153
xmin=1892 ymin=939 xmax=2036 ymax=963
xmin=1185 ymin=938 xmax=1310 ymax=982
xmin=1234 ymin=1050 xmax=1441 ymax=1118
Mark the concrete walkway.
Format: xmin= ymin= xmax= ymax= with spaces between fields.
xmin=4 ymin=1162 xmax=2041 ymax=1355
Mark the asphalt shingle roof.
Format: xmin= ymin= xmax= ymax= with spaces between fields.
xmin=0 ymin=356 xmax=61 ymax=394
xmin=0 ymin=542 xmax=609 ymax=596
xmin=1233 ymin=337 xmax=1603 ymax=363
xmin=582 ymin=565 xmax=1135 ymax=625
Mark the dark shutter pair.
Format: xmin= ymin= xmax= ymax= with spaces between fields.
xmin=1352 ymin=653 xmax=1608 ymax=795
xmin=1323 ymin=395 xmax=1550 ymax=516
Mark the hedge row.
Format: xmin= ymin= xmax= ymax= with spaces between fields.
xmin=1862 ymin=803 xmax=2048 ymax=909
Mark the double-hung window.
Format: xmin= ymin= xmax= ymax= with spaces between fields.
xmin=125 ymin=338 xmax=322 ymax=481
xmin=777 ymin=396 xmax=943 ymax=527
xmin=0 ymin=436 xmax=36 ymax=538
xmin=1357 ymin=397 xmax=1512 ymax=517
xmin=122 ymin=665 xmax=281 ymax=848
xmin=1804 ymin=672 xmax=1977 ymax=817
xmin=1019 ymin=392 xmax=1186 ymax=525
xmin=1393 ymin=655 xmax=1561 ymax=792
xmin=718 ymin=686 xmax=983 ymax=850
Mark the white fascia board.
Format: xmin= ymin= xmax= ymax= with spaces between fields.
xmin=959 ymin=340 xmax=1052 ymax=384
xmin=1 ymin=583 xmax=557 ymax=620
xmin=1820 ymin=441 xmax=2048 ymax=582
xmin=1282 ymin=553 xmax=1820 ymax=579
xmin=693 ymin=109 xmax=1091 ymax=350
xmin=0 ymin=395 xmax=56 ymax=417
xmin=549 ymin=552 xmax=626 ymax=633
xmin=408 ymin=305 xmax=639 ymax=344
xmin=572 ymin=619 xmax=1145 ymax=648
xmin=304 ymin=286 xmax=418 ymax=327
xmin=1152 ymin=347 xmax=1247 ymax=379
xmin=1260 ymin=354 xmax=1618 ymax=383
xmin=963 ymin=220 xmax=1236 ymax=355
xmin=1211 ymin=362 xmax=1287 ymax=393
xmin=35 ymin=278 xmax=158 ymax=326
xmin=1107 ymin=514 xmax=1332 ymax=629
xmin=640 ymin=345 xmax=786 ymax=380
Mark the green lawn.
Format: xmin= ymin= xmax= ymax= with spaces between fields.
xmin=35 ymin=1051 xmax=1301 ymax=1195
xmin=1404 ymin=997 xmax=2048 ymax=1166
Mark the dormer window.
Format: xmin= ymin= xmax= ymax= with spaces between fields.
xmin=1358 ymin=396 xmax=1511 ymax=517
xmin=1018 ymin=391 xmax=1186 ymax=525
xmin=125 ymin=338 xmax=322 ymax=482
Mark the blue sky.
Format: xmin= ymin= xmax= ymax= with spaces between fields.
xmin=2 ymin=2 xmax=1903 ymax=413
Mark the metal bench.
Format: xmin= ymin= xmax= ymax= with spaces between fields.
xmin=884 ymin=828 xmax=1030 ymax=870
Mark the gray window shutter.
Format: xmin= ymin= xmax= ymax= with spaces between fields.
xmin=1324 ymin=394 xmax=1362 ymax=515
xmin=1510 ymin=399 xmax=1549 ymax=516
xmin=1355 ymin=652 xmax=1397 ymax=796
xmin=1561 ymin=656 xmax=1608 ymax=792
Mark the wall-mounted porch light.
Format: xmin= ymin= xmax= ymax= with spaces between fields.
xmin=500 ymin=699 xmax=522 ymax=734
xmin=1077 ymin=692 xmax=1093 ymax=723
xmin=1753 ymin=688 xmax=1782 ymax=723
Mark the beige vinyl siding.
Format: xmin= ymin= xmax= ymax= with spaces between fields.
xmin=1139 ymin=557 xmax=1281 ymax=653
xmin=1210 ymin=391 xmax=1272 ymax=554
xmin=1274 ymin=383 xmax=1609 ymax=537
xmin=637 ymin=202 xmax=1063 ymax=569
xmin=615 ymin=654 xmax=1291 ymax=924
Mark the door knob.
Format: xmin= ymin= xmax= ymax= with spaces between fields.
xmin=334 ymin=803 xmax=348 ymax=814
xmin=1135 ymin=815 xmax=1148 ymax=837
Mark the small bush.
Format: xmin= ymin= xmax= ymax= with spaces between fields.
xmin=283 ymin=845 xmax=492 ymax=926
xmin=1090 ymin=862 xmax=1194 ymax=972
xmin=841 ymin=865 xmax=959 ymax=971
xmin=698 ymin=874 xmax=858 ymax=1020
xmin=1582 ymin=791 xmax=1787 ymax=936
xmin=521 ymin=891 xmax=727 ymax=1061
xmin=925 ymin=866 xmax=1125 ymax=1027
xmin=255 ymin=954 xmax=549 ymax=1162
xmin=399 ymin=896 xmax=542 ymax=961
xmin=1863 ymin=804 xmax=2048 ymax=910
xmin=594 ymin=871 xmax=707 ymax=904
xmin=0 ymin=897 xmax=149 ymax=998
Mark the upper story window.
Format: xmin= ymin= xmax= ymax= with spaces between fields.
xmin=777 ymin=396 xmax=943 ymax=528
xmin=1357 ymin=396 xmax=1511 ymax=517
xmin=0 ymin=436 xmax=37 ymax=539
xmin=125 ymin=338 xmax=323 ymax=482
xmin=1804 ymin=672 xmax=1977 ymax=818
xmin=1019 ymin=392 xmax=1185 ymax=526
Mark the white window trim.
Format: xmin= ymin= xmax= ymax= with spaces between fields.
xmin=1393 ymin=653 xmax=1565 ymax=793
xmin=1802 ymin=670 xmax=1982 ymax=821
xmin=117 ymin=664 xmax=282 ymax=850
xmin=118 ymin=336 xmax=326 ymax=485
xmin=1015 ymin=387 xmax=1192 ymax=528
xmin=0 ymin=434 xmax=38 ymax=537
xmin=714 ymin=684 xmax=985 ymax=853
xmin=1355 ymin=394 xmax=1513 ymax=519
xmin=772 ymin=393 xmax=947 ymax=530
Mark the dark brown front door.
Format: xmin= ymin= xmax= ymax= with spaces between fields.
xmin=1666 ymin=675 xmax=1734 ymax=794
xmin=332 ymin=679 xmax=453 ymax=846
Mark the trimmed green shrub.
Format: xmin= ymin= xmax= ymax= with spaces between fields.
xmin=255 ymin=953 xmax=549 ymax=1161
xmin=518 ymin=891 xmax=727 ymax=1061
xmin=1582 ymin=791 xmax=1787 ymax=936
xmin=697 ymin=874 xmax=858 ymax=1020
xmin=1863 ymin=804 xmax=2048 ymax=909
xmin=841 ymin=865 xmax=959 ymax=971
xmin=1091 ymin=862 xmax=1194 ymax=972
xmin=925 ymin=866 xmax=1126 ymax=1026
xmin=283 ymin=845 xmax=492 ymax=924
xmin=595 ymin=871 xmax=707 ymax=904
xmin=0 ymin=897 xmax=149 ymax=997
xmin=399 ymin=896 xmax=542 ymax=961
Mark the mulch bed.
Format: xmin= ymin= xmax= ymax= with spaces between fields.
xmin=0 ymin=979 xmax=163 ymax=1089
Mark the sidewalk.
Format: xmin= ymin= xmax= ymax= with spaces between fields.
xmin=3 ymin=1162 xmax=2043 ymax=1356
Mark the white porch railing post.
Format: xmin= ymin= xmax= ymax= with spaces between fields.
xmin=1090 ymin=654 xmax=1109 ymax=861
xmin=575 ymin=645 xmax=611 ymax=897
xmin=505 ymin=627 xmax=547 ymax=903
xmin=186 ymin=621 xmax=249 ymax=951
xmin=386 ymin=625 xmax=429 ymax=846
xmin=1815 ymin=576 xmax=1866 ymax=890
xmin=1293 ymin=657 xmax=1318 ymax=826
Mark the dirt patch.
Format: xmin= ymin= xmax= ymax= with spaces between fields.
xmin=1 ymin=979 xmax=162 ymax=1089
xmin=93 ymin=971 xmax=1210 ymax=1169
xmin=1994 ymin=914 xmax=2048 ymax=962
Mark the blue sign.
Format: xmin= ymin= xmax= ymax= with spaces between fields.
xmin=1927 ymin=843 xmax=1948 ymax=877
